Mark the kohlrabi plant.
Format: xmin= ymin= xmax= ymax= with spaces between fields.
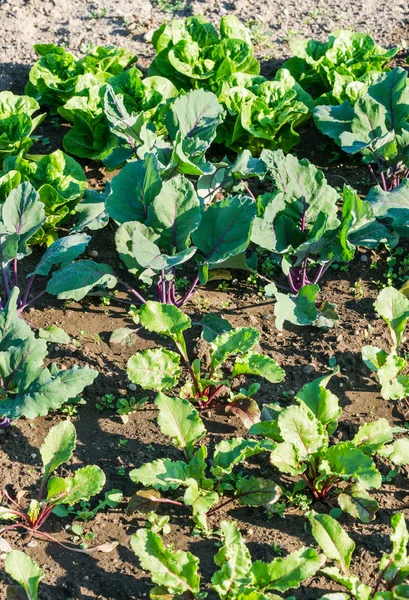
xmin=126 ymin=301 xmax=284 ymax=416
xmin=0 ymin=288 xmax=97 ymax=423
xmin=0 ymin=421 xmax=108 ymax=551
xmin=0 ymin=150 xmax=87 ymax=245
xmin=0 ymin=91 xmax=45 ymax=166
xmin=283 ymin=30 xmax=397 ymax=104
xmin=131 ymin=518 xmax=325 ymax=599
xmin=128 ymin=393 xmax=281 ymax=531
xmin=315 ymin=67 xmax=409 ymax=192
xmin=308 ymin=510 xmax=409 ymax=599
xmin=4 ymin=550 xmax=44 ymax=600
xmin=0 ymin=183 xmax=117 ymax=312
xmin=249 ymin=372 xmax=409 ymax=521
xmin=362 ymin=286 xmax=409 ymax=408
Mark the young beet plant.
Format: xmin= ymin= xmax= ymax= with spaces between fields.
xmin=128 ymin=393 xmax=281 ymax=531
xmin=362 ymin=286 xmax=409 ymax=412
xmin=249 ymin=371 xmax=409 ymax=521
xmin=0 ymin=182 xmax=116 ymax=312
xmin=131 ymin=519 xmax=326 ymax=600
xmin=126 ymin=301 xmax=284 ymax=420
xmin=0 ymin=421 xmax=111 ymax=553
xmin=4 ymin=550 xmax=44 ymax=600
xmin=309 ymin=510 xmax=409 ymax=599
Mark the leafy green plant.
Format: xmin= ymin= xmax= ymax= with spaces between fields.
xmin=0 ymin=183 xmax=117 ymax=312
xmin=26 ymin=43 xmax=137 ymax=109
xmin=309 ymin=511 xmax=409 ymax=598
xmin=315 ymin=67 xmax=409 ymax=192
xmin=362 ymin=286 xmax=409 ymax=407
xmin=128 ymin=393 xmax=280 ymax=530
xmin=4 ymin=550 xmax=44 ymax=600
xmin=131 ymin=518 xmax=325 ymax=599
xmin=52 ymin=489 xmax=123 ymax=521
xmin=249 ymin=372 xmax=408 ymax=521
xmin=0 ymin=91 xmax=45 ymax=166
xmin=0 ymin=287 xmax=97 ymax=423
xmin=126 ymin=301 xmax=284 ymax=416
xmin=283 ymin=30 xmax=397 ymax=103
xmin=0 ymin=149 xmax=87 ymax=245
xmin=0 ymin=421 xmax=107 ymax=551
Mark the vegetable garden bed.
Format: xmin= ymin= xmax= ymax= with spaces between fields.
xmin=1 ymin=2 xmax=409 ymax=599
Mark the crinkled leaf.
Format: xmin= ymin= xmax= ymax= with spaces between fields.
xmin=5 ymin=550 xmax=43 ymax=600
xmin=40 ymin=420 xmax=76 ymax=482
xmin=127 ymin=348 xmax=181 ymax=391
xmin=210 ymin=327 xmax=259 ymax=369
xmin=212 ymin=520 xmax=252 ymax=599
xmin=338 ymin=484 xmax=378 ymax=523
xmin=130 ymin=459 xmax=189 ymax=491
xmin=295 ymin=371 xmax=341 ymax=435
xmin=278 ymin=404 xmax=327 ymax=458
xmin=232 ymin=353 xmax=285 ymax=384
xmin=308 ymin=511 xmax=355 ymax=575
xmin=155 ymin=393 xmax=205 ymax=459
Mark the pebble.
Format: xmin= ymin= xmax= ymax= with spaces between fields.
xmin=144 ymin=29 xmax=155 ymax=43
xmin=88 ymin=249 xmax=98 ymax=258
xmin=336 ymin=334 xmax=343 ymax=342
xmin=302 ymin=364 xmax=315 ymax=375
xmin=354 ymin=329 xmax=360 ymax=336
xmin=361 ymin=254 xmax=368 ymax=262
xmin=128 ymin=383 xmax=137 ymax=391
xmin=54 ymin=345 xmax=59 ymax=352
xmin=30 ymin=453 xmax=37 ymax=459
xmin=26 ymin=541 xmax=37 ymax=548
xmin=247 ymin=527 xmax=254 ymax=535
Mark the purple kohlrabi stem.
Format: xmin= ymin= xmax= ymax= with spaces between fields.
xmin=12 ymin=258 xmax=18 ymax=289
xmin=117 ymin=279 xmax=147 ymax=305
xmin=367 ymin=163 xmax=380 ymax=187
xmin=0 ymin=417 xmax=11 ymax=429
xmin=175 ymin=275 xmax=199 ymax=308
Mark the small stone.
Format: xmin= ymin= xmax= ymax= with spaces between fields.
xmin=88 ymin=249 xmax=98 ymax=258
xmin=277 ymin=332 xmax=283 ymax=337
xmin=336 ymin=334 xmax=343 ymax=342
xmin=128 ymin=383 xmax=137 ymax=391
xmin=249 ymin=315 xmax=258 ymax=325
xmin=354 ymin=329 xmax=360 ymax=336
xmin=360 ymin=254 xmax=368 ymax=262
xmin=247 ymin=527 xmax=254 ymax=535
xmin=30 ymin=453 xmax=37 ymax=459
xmin=339 ymin=382 xmax=344 ymax=388
xmin=54 ymin=345 xmax=59 ymax=352
xmin=303 ymin=364 xmax=315 ymax=375
xmin=26 ymin=540 xmax=37 ymax=548
xmin=144 ymin=28 xmax=155 ymax=43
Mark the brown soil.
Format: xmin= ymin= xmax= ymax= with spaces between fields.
xmin=1 ymin=1 xmax=409 ymax=598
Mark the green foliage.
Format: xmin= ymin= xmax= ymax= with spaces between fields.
xmin=0 ymin=421 xmax=106 ymax=549
xmin=128 ymin=395 xmax=279 ymax=530
xmin=362 ymin=286 xmax=409 ymax=400
xmin=314 ymin=67 xmax=409 ymax=192
xmin=5 ymin=550 xmax=44 ymax=600
xmin=250 ymin=373 xmax=408 ymax=520
xmin=131 ymin=519 xmax=325 ymax=599
xmin=0 ymin=91 xmax=45 ymax=166
xmin=127 ymin=301 xmax=284 ymax=416
xmin=309 ymin=511 xmax=409 ymax=598
xmin=0 ymin=150 xmax=87 ymax=245
xmin=283 ymin=30 xmax=397 ymax=103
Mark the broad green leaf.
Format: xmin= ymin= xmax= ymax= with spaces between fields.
xmin=269 ymin=442 xmax=305 ymax=476
xmin=366 ymin=180 xmax=409 ymax=238
xmin=379 ymin=439 xmax=409 ymax=465
xmin=2 ymin=182 xmax=45 ymax=253
xmin=109 ymin=327 xmax=137 ymax=348
xmin=267 ymin=283 xmax=319 ymax=331
xmin=210 ymin=327 xmax=259 ymax=369
xmin=308 ymin=511 xmax=355 ymax=575
xmin=183 ymin=480 xmax=218 ymax=529
xmin=374 ymin=287 xmax=409 ymax=350
xmin=29 ymin=233 xmax=90 ymax=277
xmin=127 ymin=348 xmax=181 ymax=391
xmin=352 ymin=418 xmax=393 ymax=455
xmin=380 ymin=514 xmax=409 ymax=588
xmin=146 ymin=175 xmax=202 ymax=251
xmin=236 ymin=477 xmax=281 ymax=507
xmin=46 ymin=259 xmax=117 ymax=300
xmin=338 ymin=484 xmax=379 ymax=523
xmin=38 ymin=325 xmax=70 ymax=344
xmin=131 ymin=529 xmax=201 ymax=595
xmin=199 ymin=314 xmax=232 ymax=343
xmin=232 ymin=353 xmax=285 ymax=384
xmin=211 ymin=438 xmax=275 ymax=478
xmin=58 ymin=465 xmax=106 ymax=505
xmin=0 ymin=506 xmax=19 ymax=521
xmin=278 ymin=405 xmax=327 ymax=458
xmin=192 ymin=195 xmax=256 ymax=264
xmin=140 ymin=301 xmax=191 ymax=342
xmin=130 ymin=459 xmax=189 ymax=491
xmin=155 ymin=393 xmax=205 ymax=459
xmin=212 ymin=520 xmax=252 ymax=599
xmin=166 ymin=89 xmax=224 ymax=146
xmin=40 ymin=420 xmax=76 ymax=482
xmin=295 ymin=371 xmax=341 ymax=435
xmin=251 ymin=547 xmax=325 ymax=592
xmin=5 ymin=550 xmax=43 ymax=600
xmin=324 ymin=442 xmax=381 ymax=489
xmin=71 ymin=188 xmax=109 ymax=233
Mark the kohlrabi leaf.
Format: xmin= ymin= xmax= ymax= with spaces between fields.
xmin=29 ymin=233 xmax=91 ymax=277
xmin=232 ymin=353 xmax=285 ymax=384
xmin=212 ymin=520 xmax=252 ymax=599
xmin=308 ymin=511 xmax=355 ymax=575
xmin=5 ymin=550 xmax=43 ymax=600
xmin=40 ymin=420 xmax=76 ymax=482
xmin=46 ymin=259 xmax=117 ymax=300
xmin=70 ymin=188 xmax=109 ymax=233
xmin=127 ymin=348 xmax=181 ymax=391
xmin=130 ymin=459 xmax=189 ymax=491
xmin=267 ymin=283 xmax=318 ymax=330
xmin=155 ymin=393 xmax=206 ymax=460
xmin=131 ymin=529 xmax=201 ymax=596
xmin=295 ymin=371 xmax=341 ymax=435
xmin=250 ymin=547 xmax=325 ymax=592
xmin=38 ymin=324 xmax=71 ymax=344
xmin=199 ymin=314 xmax=233 ymax=343
xmin=2 ymin=182 xmax=46 ymax=254
xmin=365 ymin=179 xmax=409 ymax=238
